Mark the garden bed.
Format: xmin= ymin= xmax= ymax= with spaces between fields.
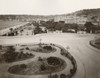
xmin=8 ymin=57 xmax=67 ymax=75
xmin=90 ymin=40 xmax=100 ymax=49
xmin=0 ymin=45 xmax=35 ymax=63
xmin=19 ymin=44 xmax=57 ymax=53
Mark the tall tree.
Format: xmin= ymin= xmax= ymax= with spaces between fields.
xmin=34 ymin=26 xmax=42 ymax=35
xmin=84 ymin=22 xmax=94 ymax=33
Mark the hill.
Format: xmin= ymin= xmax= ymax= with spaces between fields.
xmin=54 ymin=8 xmax=100 ymax=24
xmin=0 ymin=8 xmax=100 ymax=24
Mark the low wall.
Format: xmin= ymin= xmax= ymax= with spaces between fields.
xmin=90 ymin=40 xmax=100 ymax=49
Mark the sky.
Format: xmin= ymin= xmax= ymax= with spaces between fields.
xmin=0 ymin=0 xmax=100 ymax=15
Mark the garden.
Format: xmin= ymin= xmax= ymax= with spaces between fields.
xmin=8 ymin=56 xmax=66 ymax=75
xmin=0 ymin=43 xmax=77 ymax=78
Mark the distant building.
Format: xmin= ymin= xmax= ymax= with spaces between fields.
xmin=54 ymin=15 xmax=88 ymax=24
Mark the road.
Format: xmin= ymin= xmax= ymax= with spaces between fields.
xmin=0 ymin=33 xmax=100 ymax=78
xmin=0 ymin=22 xmax=29 ymax=36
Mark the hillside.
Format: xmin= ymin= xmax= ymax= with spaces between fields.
xmin=0 ymin=8 xmax=100 ymax=24
xmin=75 ymin=8 xmax=100 ymax=17
xmin=54 ymin=8 xmax=100 ymax=24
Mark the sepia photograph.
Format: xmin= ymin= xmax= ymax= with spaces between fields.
xmin=0 ymin=0 xmax=100 ymax=78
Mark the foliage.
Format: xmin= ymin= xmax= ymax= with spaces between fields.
xmin=34 ymin=26 xmax=43 ymax=35
xmin=3 ymin=49 xmax=34 ymax=62
xmin=47 ymin=57 xmax=60 ymax=66
xmin=60 ymin=74 xmax=67 ymax=78
xmin=84 ymin=22 xmax=95 ymax=33
xmin=26 ymin=47 xmax=30 ymax=50
xmin=40 ymin=20 xmax=79 ymax=33
xmin=7 ymin=46 xmax=15 ymax=52
xmin=40 ymin=64 xmax=46 ymax=71
xmin=0 ymin=45 xmax=2 ymax=49
xmin=38 ymin=57 xmax=43 ymax=61
xmin=20 ymin=64 xmax=27 ymax=69
xmin=48 ymin=74 xmax=58 ymax=78
xmin=43 ymin=46 xmax=52 ymax=50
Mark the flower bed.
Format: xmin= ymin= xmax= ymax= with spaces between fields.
xmin=8 ymin=57 xmax=66 ymax=75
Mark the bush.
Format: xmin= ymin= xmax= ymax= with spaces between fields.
xmin=53 ymin=74 xmax=59 ymax=78
xmin=26 ymin=47 xmax=30 ymax=50
xmin=7 ymin=46 xmax=15 ymax=52
xmin=0 ymin=45 xmax=2 ymax=49
xmin=20 ymin=64 xmax=27 ymax=69
xmin=29 ymin=53 xmax=33 ymax=56
xmin=47 ymin=57 xmax=60 ymax=66
xmin=60 ymin=74 xmax=66 ymax=78
xmin=43 ymin=46 xmax=52 ymax=50
xmin=40 ymin=64 xmax=46 ymax=71
xmin=66 ymin=74 xmax=71 ymax=78
xmin=70 ymin=69 xmax=75 ymax=75
xmin=38 ymin=57 xmax=43 ymax=61
xmin=3 ymin=51 xmax=16 ymax=62
xmin=3 ymin=49 xmax=34 ymax=62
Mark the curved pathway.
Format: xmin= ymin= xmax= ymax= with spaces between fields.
xmin=0 ymin=42 xmax=73 ymax=78
xmin=0 ymin=33 xmax=100 ymax=78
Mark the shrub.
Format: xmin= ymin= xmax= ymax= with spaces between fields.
xmin=3 ymin=51 xmax=16 ymax=62
xmin=70 ymin=69 xmax=75 ymax=75
xmin=29 ymin=53 xmax=33 ymax=56
xmin=7 ymin=46 xmax=15 ymax=52
xmin=0 ymin=45 xmax=2 ymax=49
xmin=53 ymin=74 xmax=59 ymax=78
xmin=38 ymin=48 xmax=42 ymax=51
xmin=60 ymin=74 xmax=66 ymax=78
xmin=20 ymin=64 xmax=27 ymax=69
xmin=43 ymin=46 xmax=52 ymax=50
xmin=40 ymin=64 xmax=46 ymax=71
xmin=47 ymin=57 xmax=60 ymax=66
xmin=38 ymin=57 xmax=43 ymax=61
xmin=66 ymin=74 xmax=71 ymax=78
xmin=26 ymin=47 xmax=30 ymax=50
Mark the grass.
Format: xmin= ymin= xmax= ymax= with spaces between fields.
xmin=19 ymin=44 xmax=57 ymax=53
xmin=30 ymin=45 xmax=57 ymax=53
xmin=0 ymin=45 xmax=35 ymax=63
xmin=90 ymin=38 xmax=100 ymax=49
xmin=8 ymin=57 xmax=67 ymax=75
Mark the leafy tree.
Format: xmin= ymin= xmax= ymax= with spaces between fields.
xmin=8 ymin=28 xmax=15 ymax=36
xmin=84 ymin=22 xmax=94 ymax=33
xmin=34 ymin=26 xmax=42 ymax=35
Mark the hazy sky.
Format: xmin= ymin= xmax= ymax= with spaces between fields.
xmin=0 ymin=0 xmax=100 ymax=15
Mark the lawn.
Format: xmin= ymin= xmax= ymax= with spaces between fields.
xmin=90 ymin=37 xmax=100 ymax=49
xmin=8 ymin=57 xmax=66 ymax=75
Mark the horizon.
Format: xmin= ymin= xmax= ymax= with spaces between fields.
xmin=0 ymin=8 xmax=100 ymax=16
xmin=0 ymin=0 xmax=100 ymax=15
